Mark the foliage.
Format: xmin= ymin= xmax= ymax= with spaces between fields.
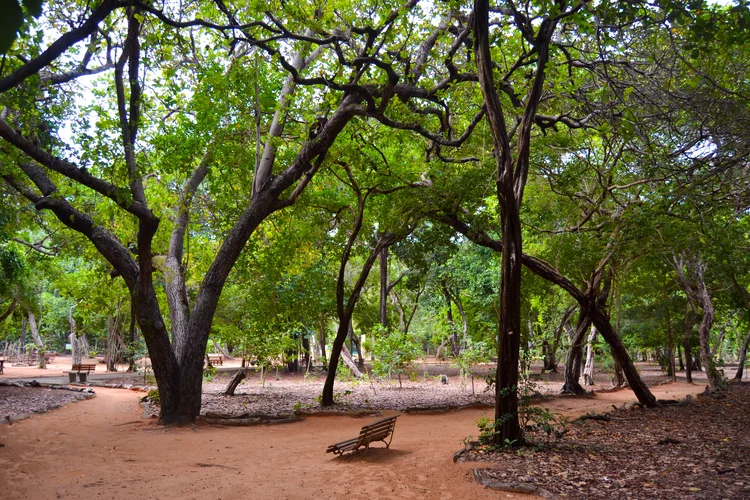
xmin=371 ymin=329 xmax=421 ymax=388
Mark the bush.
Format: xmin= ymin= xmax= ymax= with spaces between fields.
xmin=371 ymin=329 xmax=421 ymax=388
xmin=147 ymin=389 xmax=160 ymax=405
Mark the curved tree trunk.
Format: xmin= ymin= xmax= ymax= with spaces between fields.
xmin=583 ymin=325 xmax=598 ymax=386
xmin=322 ymin=223 xmax=400 ymax=406
xmin=561 ymin=310 xmax=590 ymax=394
xmin=0 ymin=295 xmax=18 ymax=324
xmin=545 ymin=306 xmax=575 ymax=372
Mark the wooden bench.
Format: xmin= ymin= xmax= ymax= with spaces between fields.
xmin=64 ymin=363 xmax=97 ymax=382
xmin=207 ymin=354 xmax=224 ymax=366
xmin=43 ymin=352 xmax=57 ymax=363
xmin=72 ymin=363 xmax=97 ymax=374
xmin=326 ymin=415 xmax=399 ymax=456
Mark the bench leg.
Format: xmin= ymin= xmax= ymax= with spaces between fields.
xmin=78 ymin=372 xmax=88 ymax=383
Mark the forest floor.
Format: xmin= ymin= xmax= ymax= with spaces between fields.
xmin=0 ymin=382 xmax=710 ymax=500
xmin=461 ymin=382 xmax=750 ymax=499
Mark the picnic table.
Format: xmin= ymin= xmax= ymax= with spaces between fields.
xmin=207 ymin=354 xmax=224 ymax=366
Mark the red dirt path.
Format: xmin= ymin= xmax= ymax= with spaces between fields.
xmin=0 ymin=383 xmax=703 ymax=500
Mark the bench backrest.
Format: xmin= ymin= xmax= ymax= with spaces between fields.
xmin=359 ymin=416 xmax=398 ymax=444
xmin=72 ymin=363 xmax=96 ymax=371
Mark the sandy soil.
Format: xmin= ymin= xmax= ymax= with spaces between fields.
xmin=0 ymin=382 xmax=704 ymax=500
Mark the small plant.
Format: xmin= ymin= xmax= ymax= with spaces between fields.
xmin=453 ymin=340 xmax=491 ymax=395
xmin=371 ymin=329 xmax=421 ymax=388
xmin=203 ymin=365 xmax=217 ymax=382
xmin=147 ymin=389 xmax=160 ymax=405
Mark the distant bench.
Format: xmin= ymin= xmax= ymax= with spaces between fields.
xmin=207 ymin=354 xmax=224 ymax=366
xmin=73 ymin=363 xmax=97 ymax=374
xmin=326 ymin=415 xmax=399 ymax=456
xmin=64 ymin=362 xmax=97 ymax=382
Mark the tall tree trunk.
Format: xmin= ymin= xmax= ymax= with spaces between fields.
xmin=695 ymin=282 xmax=719 ymax=388
xmin=674 ymin=256 xmax=721 ymax=388
xmin=683 ymin=302 xmax=695 ymax=383
xmin=442 ymin=283 xmax=459 ymax=356
xmin=611 ymin=346 xmax=626 ymax=387
xmin=734 ymin=329 xmax=750 ymax=381
xmin=731 ymin=273 xmax=750 ymax=381
xmin=322 ymin=223 xmax=400 ymax=405
xmin=319 ymin=321 xmax=328 ymax=368
xmin=665 ymin=305 xmax=675 ymax=379
xmin=545 ymin=306 xmax=575 ymax=372
xmin=379 ymin=246 xmax=388 ymax=328
xmin=562 ymin=310 xmax=590 ymax=394
xmin=128 ymin=301 xmax=137 ymax=372
xmin=29 ymin=312 xmax=44 ymax=347
xmin=28 ymin=312 xmax=44 ymax=368
xmin=302 ymin=334 xmax=311 ymax=371
xmin=348 ymin=322 xmax=364 ymax=369
xmin=80 ymin=333 xmax=90 ymax=359
xmin=493 ymin=201 xmax=524 ymax=444
xmin=583 ymin=325 xmax=598 ymax=386
xmin=20 ymin=315 xmax=27 ymax=347
xmin=69 ymin=305 xmax=81 ymax=365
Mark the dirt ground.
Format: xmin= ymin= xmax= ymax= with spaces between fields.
xmin=0 ymin=355 xmax=130 ymax=378
xmin=0 ymin=382 xmax=705 ymax=500
xmin=464 ymin=383 xmax=750 ymax=499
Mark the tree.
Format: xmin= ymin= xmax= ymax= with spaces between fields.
xmin=1 ymin=1 xmax=471 ymax=423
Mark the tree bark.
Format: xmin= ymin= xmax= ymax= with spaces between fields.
xmin=69 ymin=305 xmax=82 ymax=365
xmin=731 ymin=273 xmax=750 ymax=381
xmin=302 ymin=334 xmax=311 ymax=371
xmin=318 ymin=320 xmax=328 ymax=368
xmin=322 ymin=232 xmax=398 ymax=405
xmin=28 ymin=312 xmax=43 ymax=348
xmin=683 ymin=301 xmax=695 ymax=383
xmin=442 ymin=282 xmax=459 ymax=356
xmin=545 ymin=306 xmax=575 ymax=372
xmin=734 ymin=329 xmax=750 ymax=381
xmin=562 ymin=310 xmax=590 ymax=394
xmin=583 ymin=325 xmax=598 ymax=386
xmin=20 ymin=315 xmax=27 ymax=347
xmin=224 ymin=368 xmax=248 ymax=396
xmin=379 ymin=246 xmax=388 ymax=328
xmin=673 ymin=255 xmax=721 ymax=388
xmin=0 ymin=295 xmax=18 ymax=324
